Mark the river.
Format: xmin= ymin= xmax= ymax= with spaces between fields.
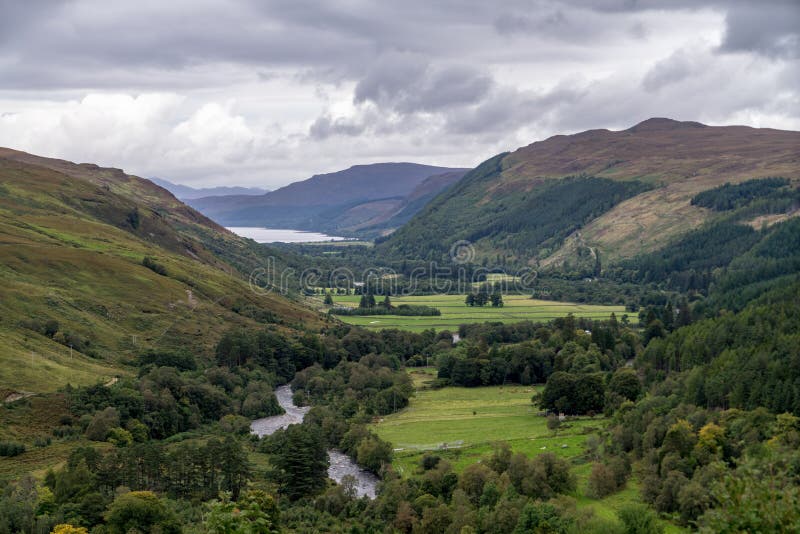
xmin=250 ymin=385 xmax=380 ymax=498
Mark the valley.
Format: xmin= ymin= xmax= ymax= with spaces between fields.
xmin=1 ymin=116 xmax=798 ymax=533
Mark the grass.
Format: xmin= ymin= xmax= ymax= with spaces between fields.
xmin=0 ymin=153 xmax=322 ymax=393
xmin=327 ymin=294 xmax=628 ymax=332
xmin=371 ymin=369 xmax=686 ymax=532
xmin=371 ymin=369 xmax=601 ymax=476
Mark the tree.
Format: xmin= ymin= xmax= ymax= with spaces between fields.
xmin=85 ymin=407 xmax=120 ymax=441
xmin=267 ymin=424 xmax=328 ymax=500
xmin=513 ymin=502 xmax=570 ymax=534
xmin=608 ymin=369 xmax=641 ymax=402
xmin=490 ymin=294 xmax=504 ymax=307
xmin=465 ymin=294 xmax=476 ymax=307
xmin=383 ymin=295 xmax=392 ymax=309
xmin=204 ymin=490 xmax=280 ymax=534
xmin=359 ymin=292 xmax=376 ymax=309
xmin=356 ymin=436 xmax=393 ymax=473
xmin=105 ymin=491 xmax=180 ymax=534
xmin=587 ymin=463 xmax=618 ymax=498
xmin=324 ymin=293 xmax=334 ymax=306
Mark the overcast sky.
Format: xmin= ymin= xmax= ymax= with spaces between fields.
xmin=0 ymin=0 xmax=797 ymax=188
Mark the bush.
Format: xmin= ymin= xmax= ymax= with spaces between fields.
xmin=107 ymin=427 xmax=133 ymax=448
xmin=105 ymin=491 xmax=180 ymax=534
xmin=331 ymin=304 xmax=441 ymax=316
xmin=85 ymin=407 xmax=120 ymax=441
xmin=617 ymin=504 xmax=664 ymax=534
xmin=142 ymin=256 xmax=167 ymax=276
xmin=356 ymin=436 xmax=393 ymax=474
xmin=587 ymin=463 xmax=617 ymax=498
xmin=33 ymin=436 xmax=51 ymax=448
xmin=0 ymin=441 xmax=26 ymax=457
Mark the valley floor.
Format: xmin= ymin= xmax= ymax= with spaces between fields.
xmin=326 ymin=294 xmax=629 ymax=332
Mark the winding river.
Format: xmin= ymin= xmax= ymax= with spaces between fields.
xmin=251 ymin=385 xmax=380 ymax=498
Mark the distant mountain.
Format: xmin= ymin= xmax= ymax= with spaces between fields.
xmin=377 ymin=118 xmax=800 ymax=270
xmin=187 ymin=163 xmax=468 ymax=236
xmin=150 ymin=177 xmax=268 ymax=199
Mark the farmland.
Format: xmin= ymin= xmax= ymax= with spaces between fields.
xmin=326 ymin=293 xmax=629 ymax=331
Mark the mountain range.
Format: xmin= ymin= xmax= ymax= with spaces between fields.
xmin=149 ymin=177 xmax=268 ymax=199
xmin=187 ymin=163 xmax=467 ymax=236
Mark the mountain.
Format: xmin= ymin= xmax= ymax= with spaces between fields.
xmin=377 ymin=118 xmax=800 ymax=269
xmin=150 ymin=177 xmax=268 ymax=199
xmin=187 ymin=162 xmax=467 ymax=236
xmin=0 ymin=148 xmax=323 ymax=393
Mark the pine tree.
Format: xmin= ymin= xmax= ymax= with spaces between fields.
xmin=268 ymin=424 xmax=328 ymax=500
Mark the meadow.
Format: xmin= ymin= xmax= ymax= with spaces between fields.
xmin=371 ymin=369 xmax=685 ymax=533
xmin=327 ymin=293 xmax=629 ymax=332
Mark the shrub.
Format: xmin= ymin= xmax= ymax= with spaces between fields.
xmin=587 ymin=463 xmax=617 ymax=498
xmin=85 ymin=407 xmax=120 ymax=441
xmin=0 ymin=441 xmax=26 ymax=457
xmin=617 ymin=504 xmax=664 ymax=534
xmin=142 ymin=256 xmax=167 ymax=276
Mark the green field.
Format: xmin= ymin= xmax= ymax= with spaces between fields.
xmin=371 ymin=369 xmax=600 ymax=475
xmin=371 ymin=369 xmax=684 ymax=532
xmin=327 ymin=294 xmax=629 ymax=331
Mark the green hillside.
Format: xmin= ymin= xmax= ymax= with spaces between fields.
xmin=378 ymin=119 xmax=800 ymax=270
xmin=0 ymin=149 xmax=324 ymax=394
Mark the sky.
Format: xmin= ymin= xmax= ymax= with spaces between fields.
xmin=0 ymin=0 xmax=797 ymax=188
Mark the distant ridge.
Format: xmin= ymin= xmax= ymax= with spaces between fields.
xmin=188 ymin=162 xmax=468 ymax=236
xmin=150 ymin=176 xmax=268 ymax=200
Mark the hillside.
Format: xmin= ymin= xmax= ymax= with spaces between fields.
xmin=378 ymin=118 xmax=800 ymax=268
xmin=0 ymin=148 xmax=323 ymax=394
xmin=188 ymin=163 xmax=467 ymax=236
xmin=150 ymin=177 xmax=268 ymax=200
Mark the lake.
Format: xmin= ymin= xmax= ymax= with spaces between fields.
xmin=227 ymin=227 xmax=348 ymax=243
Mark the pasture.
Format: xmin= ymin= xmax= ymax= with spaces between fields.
xmin=371 ymin=369 xmax=599 ymax=475
xmin=327 ymin=293 xmax=629 ymax=332
xmin=371 ymin=368 xmax=685 ymax=533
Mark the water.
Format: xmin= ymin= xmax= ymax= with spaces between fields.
xmin=250 ymin=385 xmax=380 ymax=499
xmin=227 ymin=227 xmax=348 ymax=243
xmin=250 ymin=385 xmax=310 ymax=435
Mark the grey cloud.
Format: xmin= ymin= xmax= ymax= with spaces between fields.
xmin=719 ymin=1 xmax=799 ymax=58
xmin=354 ymin=54 xmax=492 ymax=114
xmin=444 ymin=84 xmax=585 ymax=135
xmin=642 ymin=49 xmax=700 ymax=92
xmin=493 ymin=10 xmax=568 ymax=35
xmin=309 ymin=114 xmax=367 ymax=140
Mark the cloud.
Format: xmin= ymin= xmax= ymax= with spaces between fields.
xmin=353 ymin=53 xmax=492 ymax=114
xmin=642 ymin=47 xmax=704 ymax=92
xmin=0 ymin=0 xmax=796 ymax=188
xmin=719 ymin=1 xmax=800 ymax=58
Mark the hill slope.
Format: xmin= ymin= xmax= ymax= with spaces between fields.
xmin=378 ymin=118 xmax=800 ymax=268
xmin=0 ymin=148 xmax=322 ymax=393
xmin=188 ymin=162 xmax=467 ymax=236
